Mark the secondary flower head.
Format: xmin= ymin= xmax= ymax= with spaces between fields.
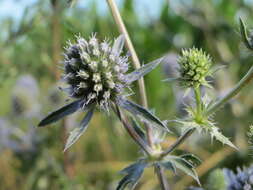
xmin=178 ymin=48 xmax=212 ymax=88
xmin=63 ymin=34 xmax=129 ymax=110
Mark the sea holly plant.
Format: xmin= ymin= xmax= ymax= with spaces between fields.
xmin=38 ymin=34 xmax=166 ymax=153
xmin=37 ymin=16 xmax=253 ymax=190
xmin=115 ymin=19 xmax=253 ymax=189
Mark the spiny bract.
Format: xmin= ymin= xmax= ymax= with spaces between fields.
xmin=62 ymin=34 xmax=129 ymax=110
xmin=178 ymin=48 xmax=212 ymax=88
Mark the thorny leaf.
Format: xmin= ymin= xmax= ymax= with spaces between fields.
xmin=125 ymin=57 xmax=163 ymax=84
xmin=117 ymin=161 xmax=147 ymax=190
xmin=239 ymin=18 xmax=253 ymax=50
xmin=63 ymin=107 xmax=94 ymax=152
xmin=209 ymin=126 xmax=237 ymax=150
xmin=180 ymin=154 xmax=202 ymax=168
xmin=38 ymin=99 xmax=84 ymax=127
xmin=164 ymin=155 xmax=201 ymax=186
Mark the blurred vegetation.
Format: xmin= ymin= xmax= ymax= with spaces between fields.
xmin=0 ymin=0 xmax=252 ymax=189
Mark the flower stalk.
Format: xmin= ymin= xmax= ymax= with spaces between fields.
xmin=155 ymin=164 xmax=170 ymax=190
xmin=161 ymin=65 xmax=253 ymax=158
xmin=206 ymin=65 xmax=253 ymax=115
xmin=194 ymin=87 xmax=202 ymax=118
xmin=106 ymin=1 xmax=169 ymax=188
xmin=106 ymin=0 xmax=148 ymax=108
xmin=113 ymin=104 xmax=153 ymax=156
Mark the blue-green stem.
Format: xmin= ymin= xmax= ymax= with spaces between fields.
xmin=113 ymin=104 xmax=153 ymax=157
xmin=206 ymin=65 xmax=253 ymax=115
xmin=161 ymin=65 xmax=253 ymax=157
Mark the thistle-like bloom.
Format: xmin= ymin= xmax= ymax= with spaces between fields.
xmin=178 ymin=48 xmax=212 ymax=88
xmin=224 ymin=165 xmax=253 ymax=190
xmin=62 ymin=34 xmax=130 ymax=110
xmin=38 ymin=34 xmax=166 ymax=151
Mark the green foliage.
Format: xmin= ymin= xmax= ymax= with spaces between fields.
xmin=206 ymin=169 xmax=227 ymax=190
xmin=0 ymin=0 xmax=253 ymax=190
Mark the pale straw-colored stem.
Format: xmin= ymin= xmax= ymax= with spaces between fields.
xmin=106 ymin=0 xmax=153 ymax=146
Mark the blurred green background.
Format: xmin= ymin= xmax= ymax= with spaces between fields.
xmin=0 ymin=0 xmax=252 ymax=189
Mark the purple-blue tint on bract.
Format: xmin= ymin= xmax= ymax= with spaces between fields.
xmin=11 ymin=75 xmax=41 ymax=118
xmin=0 ymin=118 xmax=39 ymax=154
xmin=224 ymin=166 xmax=253 ymax=190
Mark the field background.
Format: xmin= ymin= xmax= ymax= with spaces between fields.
xmin=0 ymin=0 xmax=252 ymax=189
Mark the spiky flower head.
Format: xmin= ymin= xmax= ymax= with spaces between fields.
xmin=224 ymin=165 xmax=253 ymax=190
xmin=178 ymin=48 xmax=212 ymax=88
xmin=39 ymin=34 xmax=163 ymax=151
xmin=62 ymin=34 xmax=129 ymax=110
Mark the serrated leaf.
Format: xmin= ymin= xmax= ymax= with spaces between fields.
xmin=63 ymin=108 xmax=94 ymax=151
xmin=38 ymin=99 xmax=83 ymax=127
xmin=117 ymin=98 xmax=170 ymax=132
xmin=112 ymin=35 xmax=125 ymax=57
xmin=210 ymin=127 xmax=237 ymax=149
xmin=180 ymin=154 xmax=202 ymax=168
xmin=239 ymin=18 xmax=253 ymax=50
xmin=125 ymin=57 xmax=163 ymax=84
xmin=117 ymin=161 xmax=147 ymax=190
xmin=165 ymin=156 xmax=200 ymax=185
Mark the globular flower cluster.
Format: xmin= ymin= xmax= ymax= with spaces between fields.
xmin=178 ymin=48 xmax=212 ymax=88
xmin=62 ymin=34 xmax=129 ymax=110
xmin=224 ymin=166 xmax=253 ymax=190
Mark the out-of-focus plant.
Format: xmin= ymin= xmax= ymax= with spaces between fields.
xmin=188 ymin=165 xmax=253 ymax=190
xmin=248 ymin=125 xmax=253 ymax=156
xmin=11 ymin=75 xmax=40 ymax=118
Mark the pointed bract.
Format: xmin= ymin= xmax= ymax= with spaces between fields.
xmin=125 ymin=57 xmax=163 ymax=84
xmin=38 ymin=99 xmax=84 ymax=127
xmin=64 ymin=108 xmax=94 ymax=151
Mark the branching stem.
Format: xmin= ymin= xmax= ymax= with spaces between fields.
xmin=206 ymin=65 xmax=253 ymax=115
xmin=161 ymin=65 xmax=253 ymax=157
xmin=113 ymin=104 xmax=153 ymax=156
xmin=155 ymin=164 xmax=170 ymax=190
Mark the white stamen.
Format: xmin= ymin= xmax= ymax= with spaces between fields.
xmin=105 ymin=72 xmax=112 ymax=79
xmin=107 ymin=80 xmax=115 ymax=89
xmin=89 ymin=35 xmax=98 ymax=47
xmin=93 ymin=73 xmax=101 ymax=82
xmin=77 ymin=82 xmax=87 ymax=89
xmin=114 ymin=65 xmax=120 ymax=72
xmin=101 ymin=42 xmax=110 ymax=53
xmin=93 ymin=48 xmax=100 ymax=56
xmin=88 ymin=61 xmax=98 ymax=71
xmin=80 ymin=52 xmax=90 ymax=62
xmin=102 ymin=60 xmax=108 ymax=67
xmin=94 ymin=84 xmax=103 ymax=94
xmin=77 ymin=70 xmax=89 ymax=79
xmin=109 ymin=54 xmax=115 ymax=62
xmin=103 ymin=91 xmax=110 ymax=99
xmin=86 ymin=93 xmax=96 ymax=105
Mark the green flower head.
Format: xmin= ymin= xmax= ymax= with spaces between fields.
xmin=178 ymin=47 xmax=212 ymax=88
